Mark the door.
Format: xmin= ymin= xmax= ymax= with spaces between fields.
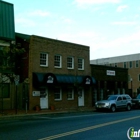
xmin=40 ymin=89 xmax=48 ymax=109
xmin=116 ymin=96 xmax=123 ymax=108
xmin=78 ymin=89 xmax=84 ymax=106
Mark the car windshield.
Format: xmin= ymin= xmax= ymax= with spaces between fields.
xmin=136 ymin=94 xmax=140 ymax=99
xmin=107 ymin=95 xmax=117 ymax=100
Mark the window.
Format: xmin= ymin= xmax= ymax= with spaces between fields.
xmin=54 ymin=88 xmax=62 ymax=100
xmin=67 ymin=57 xmax=74 ymax=69
xmin=123 ymin=62 xmax=127 ymax=68
xmin=129 ymin=61 xmax=133 ymax=68
xmin=115 ymin=63 xmax=117 ymax=67
xmin=135 ymin=60 xmax=139 ymax=68
xmin=40 ymin=53 xmax=48 ymax=66
xmin=67 ymin=88 xmax=74 ymax=100
xmin=0 ymin=83 xmax=10 ymax=98
xmin=138 ymin=74 xmax=140 ymax=81
xmin=54 ymin=55 xmax=62 ymax=68
xmin=78 ymin=58 xmax=84 ymax=70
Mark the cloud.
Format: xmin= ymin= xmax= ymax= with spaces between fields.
xmin=111 ymin=21 xmax=137 ymax=25
xmin=28 ymin=10 xmax=50 ymax=17
xmin=116 ymin=5 xmax=128 ymax=12
xmin=74 ymin=0 xmax=121 ymax=6
xmin=15 ymin=17 xmax=36 ymax=27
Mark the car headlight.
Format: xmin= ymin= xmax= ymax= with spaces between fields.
xmin=105 ymin=103 xmax=110 ymax=106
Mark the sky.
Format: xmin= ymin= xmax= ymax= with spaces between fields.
xmin=5 ymin=0 xmax=140 ymax=60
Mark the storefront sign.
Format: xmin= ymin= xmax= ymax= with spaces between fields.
xmin=32 ymin=91 xmax=40 ymax=96
xmin=107 ymin=70 xmax=115 ymax=76
xmin=47 ymin=75 xmax=54 ymax=83
xmin=85 ymin=78 xmax=91 ymax=85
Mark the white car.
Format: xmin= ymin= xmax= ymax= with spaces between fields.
xmin=95 ymin=94 xmax=132 ymax=112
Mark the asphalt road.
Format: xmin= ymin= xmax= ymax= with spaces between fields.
xmin=0 ymin=109 xmax=140 ymax=140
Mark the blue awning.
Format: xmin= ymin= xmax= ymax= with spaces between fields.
xmin=33 ymin=73 xmax=96 ymax=89
xmin=55 ymin=75 xmax=83 ymax=84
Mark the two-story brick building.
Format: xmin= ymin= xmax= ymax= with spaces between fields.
xmin=16 ymin=33 xmax=96 ymax=110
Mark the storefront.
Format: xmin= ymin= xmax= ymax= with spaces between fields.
xmin=91 ymin=64 xmax=128 ymax=105
xmin=32 ymin=73 xmax=96 ymax=110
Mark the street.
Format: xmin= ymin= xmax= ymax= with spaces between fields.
xmin=0 ymin=110 xmax=140 ymax=140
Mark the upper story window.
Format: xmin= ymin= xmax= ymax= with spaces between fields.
xmin=67 ymin=57 xmax=74 ymax=69
xmin=40 ymin=53 xmax=48 ymax=67
xmin=129 ymin=61 xmax=133 ymax=68
xmin=135 ymin=60 xmax=139 ymax=68
xmin=123 ymin=62 xmax=127 ymax=68
xmin=54 ymin=55 xmax=62 ymax=68
xmin=78 ymin=58 xmax=84 ymax=70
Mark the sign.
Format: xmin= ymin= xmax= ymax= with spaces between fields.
xmin=106 ymin=70 xmax=115 ymax=76
xmin=85 ymin=78 xmax=91 ymax=85
xmin=47 ymin=75 xmax=54 ymax=83
xmin=32 ymin=91 xmax=40 ymax=96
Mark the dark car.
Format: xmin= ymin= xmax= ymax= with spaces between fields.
xmin=132 ymin=94 xmax=140 ymax=108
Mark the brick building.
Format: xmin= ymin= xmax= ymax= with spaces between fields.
xmin=90 ymin=53 xmax=140 ymax=97
xmin=90 ymin=64 xmax=128 ymax=105
xmin=16 ymin=33 xmax=96 ymax=110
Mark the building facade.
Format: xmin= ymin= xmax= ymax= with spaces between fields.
xmin=90 ymin=53 xmax=140 ymax=97
xmin=91 ymin=64 xmax=128 ymax=105
xmin=16 ymin=33 xmax=96 ymax=110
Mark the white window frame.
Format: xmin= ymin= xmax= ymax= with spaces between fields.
xmin=67 ymin=88 xmax=74 ymax=100
xmin=54 ymin=88 xmax=62 ymax=101
xmin=40 ymin=52 xmax=48 ymax=67
xmin=78 ymin=58 xmax=84 ymax=70
xmin=67 ymin=57 xmax=74 ymax=69
xmin=54 ymin=55 xmax=62 ymax=68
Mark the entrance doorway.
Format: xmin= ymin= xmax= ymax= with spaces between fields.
xmin=40 ymin=89 xmax=48 ymax=109
xmin=78 ymin=88 xmax=84 ymax=106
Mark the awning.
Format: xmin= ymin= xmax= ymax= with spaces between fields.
xmin=33 ymin=73 xmax=96 ymax=88
xmin=55 ymin=75 xmax=83 ymax=84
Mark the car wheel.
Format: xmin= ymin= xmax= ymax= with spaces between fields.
xmin=110 ymin=105 xmax=116 ymax=112
xmin=127 ymin=104 xmax=131 ymax=111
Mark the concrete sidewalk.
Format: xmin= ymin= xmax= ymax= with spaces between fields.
xmin=0 ymin=107 xmax=95 ymax=120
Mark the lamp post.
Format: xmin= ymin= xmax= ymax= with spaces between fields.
xmin=130 ymin=78 xmax=133 ymax=97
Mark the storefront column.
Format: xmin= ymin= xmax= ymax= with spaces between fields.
xmin=115 ymin=82 xmax=118 ymax=94
xmin=97 ymin=80 xmax=100 ymax=100
xmin=104 ymin=81 xmax=107 ymax=99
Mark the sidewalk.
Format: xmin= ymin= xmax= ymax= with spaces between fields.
xmin=0 ymin=107 xmax=95 ymax=120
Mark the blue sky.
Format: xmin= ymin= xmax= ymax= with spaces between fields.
xmin=6 ymin=0 xmax=140 ymax=60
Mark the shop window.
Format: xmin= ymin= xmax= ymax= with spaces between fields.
xmin=40 ymin=53 xmax=48 ymax=67
xmin=135 ymin=60 xmax=139 ymax=68
xmin=138 ymin=74 xmax=140 ymax=81
xmin=54 ymin=55 xmax=62 ymax=68
xmin=78 ymin=58 xmax=84 ymax=70
xmin=67 ymin=57 xmax=74 ymax=69
xmin=67 ymin=88 xmax=74 ymax=100
xmin=54 ymin=88 xmax=62 ymax=101
xmin=0 ymin=83 xmax=10 ymax=98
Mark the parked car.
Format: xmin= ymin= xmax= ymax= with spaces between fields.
xmin=132 ymin=94 xmax=140 ymax=108
xmin=95 ymin=94 xmax=132 ymax=112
